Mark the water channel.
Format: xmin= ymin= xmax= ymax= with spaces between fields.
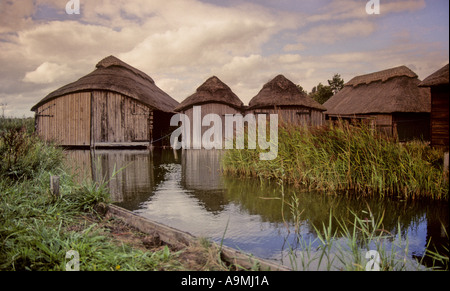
xmin=66 ymin=149 xmax=449 ymax=270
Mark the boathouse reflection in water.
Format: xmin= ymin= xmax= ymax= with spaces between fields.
xmin=65 ymin=149 xmax=448 ymax=269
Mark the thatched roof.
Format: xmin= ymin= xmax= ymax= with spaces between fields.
xmin=324 ymin=66 xmax=430 ymax=115
xmin=345 ymin=66 xmax=418 ymax=87
xmin=31 ymin=55 xmax=179 ymax=113
xmin=419 ymin=64 xmax=449 ymax=87
xmin=175 ymin=76 xmax=243 ymax=112
xmin=248 ymin=75 xmax=326 ymax=111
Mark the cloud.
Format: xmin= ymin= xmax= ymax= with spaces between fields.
xmin=120 ymin=18 xmax=275 ymax=71
xmin=300 ymin=20 xmax=376 ymax=44
xmin=23 ymin=62 xmax=71 ymax=84
xmin=0 ymin=0 xmax=447 ymax=118
xmin=307 ymin=0 xmax=426 ymax=22
xmin=382 ymin=0 xmax=426 ymax=14
xmin=17 ymin=21 xmax=136 ymax=62
xmin=0 ymin=0 xmax=35 ymax=34
xmin=283 ymin=42 xmax=306 ymax=52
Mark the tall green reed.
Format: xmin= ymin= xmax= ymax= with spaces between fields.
xmin=284 ymin=201 xmax=447 ymax=271
xmin=222 ymin=120 xmax=448 ymax=200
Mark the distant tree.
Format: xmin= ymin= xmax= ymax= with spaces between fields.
xmin=296 ymin=84 xmax=307 ymax=95
xmin=310 ymin=83 xmax=333 ymax=104
xmin=328 ymin=73 xmax=344 ymax=95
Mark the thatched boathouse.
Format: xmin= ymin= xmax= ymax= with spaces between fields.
xmin=419 ymin=64 xmax=449 ymax=150
xmin=31 ymin=56 xmax=179 ymax=148
xmin=174 ymin=76 xmax=244 ymax=149
xmin=247 ymin=75 xmax=326 ymax=127
xmin=323 ymin=66 xmax=431 ymax=141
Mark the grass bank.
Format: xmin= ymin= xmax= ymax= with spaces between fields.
xmin=222 ymin=121 xmax=448 ymax=200
xmin=0 ymin=120 xmax=227 ymax=271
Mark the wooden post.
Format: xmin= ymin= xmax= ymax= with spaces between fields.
xmin=50 ymin=176 xmax=60 ymax=198
xmin=393 ymin=122 xmax=398 ymax=141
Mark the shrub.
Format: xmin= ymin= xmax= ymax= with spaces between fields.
xmin=0 ymin=126 xmax=64 ymax=181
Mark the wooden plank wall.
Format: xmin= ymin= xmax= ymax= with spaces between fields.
xmin=35 ymin=92 xmax=91 ymax=146
xmin=430 ymin=88 xmax=449 ymax=149
xmin=91 ymin=91 xmax=152 ymax=144
xmin=373 ymin=114 xmax=393 ymax=137
xmin=394 ymin=112 xmax=430 ymax=142
xmin=181 ymin=103 xmax=241 ymax=149
xmin=248 ymin=107 xmax=324 ymax=127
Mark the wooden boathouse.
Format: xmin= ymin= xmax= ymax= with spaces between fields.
xmin=323 ymin=66 xmax=431 ymax=142
xmin=419 ymin=64 xmax=449 ymax=150
xmin=247 ymin=74 xmax=326 ymax=127
xmin=31 ymin=56 xmax=179 ymax=148
xmin=174 ymin=76 xmax=244 ymax=149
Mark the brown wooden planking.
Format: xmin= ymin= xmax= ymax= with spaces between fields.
xmin=107 ymin=204 xmax=291 ymax=271
xmin=35 ymin=92 xmax=90 ymax=146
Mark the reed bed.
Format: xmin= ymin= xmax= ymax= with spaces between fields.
xmin=222 ymin=121 xmax=448 ymax=200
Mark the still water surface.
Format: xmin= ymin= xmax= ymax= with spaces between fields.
xmin=67 ymin=149 xmax=448 ymax=270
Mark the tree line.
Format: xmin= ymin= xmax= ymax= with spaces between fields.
xmin=297 ymin=73 xmax=344 ymax=105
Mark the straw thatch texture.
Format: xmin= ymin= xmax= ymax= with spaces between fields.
xmin=175 ymin=76 xmax=243 ymax=112
xmin=324 ymin=66 xmax=430 ymax=115
xmin=31 ymin=55 xmax=179 ymax=113
xmin=419 ymin=64 xmax=449 ymax=87
xmin=248 ymin=75 xmax=326 ymax=111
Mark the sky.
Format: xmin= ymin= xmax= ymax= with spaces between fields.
xmin=0 ymin=0 xmax=448 ymax=117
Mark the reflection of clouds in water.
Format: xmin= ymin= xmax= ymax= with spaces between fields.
xmin=66 ymin=149 xmax=448 ymax=269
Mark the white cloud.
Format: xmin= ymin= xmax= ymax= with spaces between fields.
xmin=300 ymin=20 xmax=376 ymax=44
xmin=0 ymin=0 xmax=447 ymax=117
xmin=23 ymin=62 xmax=70 ymax=84
xmin=17 ymin=21 xmax=136 ymax=62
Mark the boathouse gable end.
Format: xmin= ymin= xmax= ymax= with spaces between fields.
xmin=31 ymin=56 xmax=179 ymax=147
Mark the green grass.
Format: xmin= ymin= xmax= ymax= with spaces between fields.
xmin=0 ymin=120 xmax=183 ymax=271
xmin=222 ymin=121 xmax=448 ymax=200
